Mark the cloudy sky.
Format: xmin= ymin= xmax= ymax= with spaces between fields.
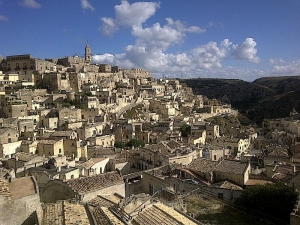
xmin=0 ymin=0 xmax=300 ymax=81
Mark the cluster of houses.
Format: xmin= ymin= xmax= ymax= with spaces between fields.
xmin=0 ymin=45 xmax=299 ymax=224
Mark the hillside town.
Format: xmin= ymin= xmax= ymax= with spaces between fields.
xmin=0 ymin=44 xmax=299 ymax=225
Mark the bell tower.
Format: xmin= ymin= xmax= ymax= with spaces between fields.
xmin=85 ymin=42 xmax=92 ymax=63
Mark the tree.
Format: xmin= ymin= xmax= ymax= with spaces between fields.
xmin=180 ymin=124 xmax=191 ymax=137
xmin=126 ymin=139 xmax=145 ymax=148
xmin=114 ymin=141 xmax=125 ymax=149
xmin=235 ymin=182 xmax=298 ymax=222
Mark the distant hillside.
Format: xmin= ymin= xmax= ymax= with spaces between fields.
xmin=181 ymin=76 xmax=300 ymax=124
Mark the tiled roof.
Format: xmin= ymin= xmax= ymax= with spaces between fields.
xmin=13 ymin=152 xmax=40 ymax=162
xmin=267 ymin=146 xmax=289 ymax=157
xmin=64 ymin=201 xmax=90 ymax=225
xmin=290 ymin=144 xmax=300 ymax=156
xmin=0 ymin=180 xmax=11 ymax=198
xmin=274 ymin=164 xmax=295 ymax=174
xmin=187 ymin=158 xmax=217 ymax=173
xmin=80 ymin=158 xmax=106 ymax=170
xmin=66 ymin=171 xmax=124 ymax=194
xmin=213 ymin=160 xmax=248 ymax=175
xmin=101 ymin=207 xmax=125 ymax=225
xmin=133 ymin=203 xmax=198 ymax=225
xmin=38 ymin=139 xmax=59 ymax=145
xmin=51 ymin=130 xmax=75 ymax=137
xmin=42 ymin=201 xmax=64 ymax=225
xmin=88 ymin=195 xmax=115 ymax=208
xmin=42 ymin=201 xmax=90 ymax=225
xmin=90 ymin=206 xmax=115 ymax=225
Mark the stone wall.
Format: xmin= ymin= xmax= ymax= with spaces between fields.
xmin=81 ymin=183 xmax=125 ymax=203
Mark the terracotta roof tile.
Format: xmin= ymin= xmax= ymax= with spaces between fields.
xmin=213 ymin=160 xmax=248 ymax=175
xmin=66 ymin=171 xmax=123 ymax=194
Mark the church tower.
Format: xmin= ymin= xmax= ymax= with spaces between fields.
xmin=85 ymin=42 xmax=92 ymax=63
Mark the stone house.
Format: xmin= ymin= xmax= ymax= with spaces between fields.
xmin=40 ymin=117 xmax=58 ymax=129
xmin=2 ymin=100 xmax=28 ymax=118
xmin=0 ymin=127 xmax=21 ymax=158
xmin=4 ymin=152 xmax=46 ymax=174
xmin=135 ymin=141 xmax=201 ymax=170
xmin=262 ymin=145 xmax=291 ymax=166
xmin=290 ymin=144 xmax=300 ymax=163
xmin=20 ymin=140 xmax=38 ymax=154
xmin=17 ymin=119 xmax=35 ymax=134
xmin=79 ymin=157 xmax=109 ymax=176
xmin=1 ymin=54 xmax=54 ymax=74
xmin=58 ymin=107 xmax=81 ymax=124
xmin=202 ymin=145 xmax=231 ymax=161
xmin=50 ymin=130 xmax=78 ymax=140
xmin=0 ymin=141 xmax=22 ymax=159
xmin=213 ymin=159 xmax=250 ymax=187
xmin=36 ymin=139 xmax=64 ymax=157
xmin=188 ymin=128 xmax=206 ymax=146
xmin=149 ymin=99 xmax=176 ymax=118
xmin=77 ymin=123 xmax=106 ymax=141
xmin=48 ymin=131 xmax=84 ymax=158
xmin=212 ymin=136 xmax=249 ymax=158
xmin=205 ymin=123 xmax=220 ymax=142
xmin=88 ymin=134 xmax=115 ymax=147
xmin=28 ymin=164 xmax=80 ymax=187
xmin=187 ymin=158 xmax=218 ymax=182
xmin=0 ymin=117 xmax=18 ymax=129
xmin=81 ymin=108 xmax=101 ymax=121
xmin=0 ymin=127 xmax=19 ymax=144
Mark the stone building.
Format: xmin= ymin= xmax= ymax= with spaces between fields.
xmin=0 ymin=54 xmax=55 ymax=75
xmin=79 ymin=157 xmax=109 ymax=176
xmin=0 ymin=176 xmax=41 ymax=225
xmin=41 ymin=171 xmax=125 ymax=203
xmin=4 ymin=152 xmax=46 ymax=174
xmin=36 ymin=139 xmax=64 ymax=157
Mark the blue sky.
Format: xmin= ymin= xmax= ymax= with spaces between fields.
xmin=0 ymin=0 xmax=300 ymax=81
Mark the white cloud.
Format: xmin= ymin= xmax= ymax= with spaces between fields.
xmin=190 ymin=39 xmax=232 ymax=69
xmin=100 ymin=17 xmax=118 ymax=36
xmin=0 ymin=15 xmax=8 ymax=21
xmin=93 ymin=39 xmax=232 ymax=74
xmin=271 ymin=59 xmax=300 ymax=75
xmin=115 ymin=0 xmax=160 ymax=27
xmin=232 ymin=38 xmax=260 ymax=63
xmin=100 ymin=0 xmax=160 ymax=36
xmin=80 ymin=0 xmax=94 ymax=11
xmin=130 ymin=17 xmax=205 ymax=51
xmin=269 ymin=58 xmax=285 ymax=65
xmin=19 ymin=0 xmax=41 ymax=9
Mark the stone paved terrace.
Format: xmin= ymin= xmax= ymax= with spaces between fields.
xmin=8 ymin=176 xmax=37 ymax=199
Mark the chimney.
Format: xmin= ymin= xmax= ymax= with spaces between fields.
xmin=57 ymin=166 xmax=61 ymax=172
